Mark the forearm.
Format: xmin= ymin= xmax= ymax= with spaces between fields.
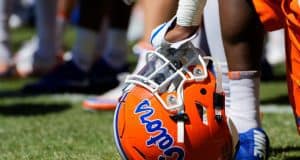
xmin=143 ymin=0 xmax=177 ymax=41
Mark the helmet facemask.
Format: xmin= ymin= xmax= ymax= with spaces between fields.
xmin=125 ymin=42 xmax=209 ymax=112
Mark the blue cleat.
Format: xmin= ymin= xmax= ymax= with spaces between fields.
xmin=22 ymin=59 xmax=129 ymax=94
xmin=22 ymin=60 xmax=89 ymax=93
xmin=235 ymin=128 xmax=270 ymax=160
xmin=88 ymin=59 xmax=128 ymax=93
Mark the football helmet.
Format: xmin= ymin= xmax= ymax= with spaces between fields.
xmin=113 ymin=41 xmax=238 ymax=160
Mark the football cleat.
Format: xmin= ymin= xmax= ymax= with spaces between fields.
xmin=82 ymin=73 xmax=128 ymax=111
xmin=235 ymin=128 xmax=270 ymax=160
xmin=114 ymin=40 xmax=238 ymax=159
xmin=88 ymin=59 xmax=129 ymax=93
xmin=21 ymin=60 xmax=89 ymax=93
xmin=22 ymin=58 xmax=128 ymax=94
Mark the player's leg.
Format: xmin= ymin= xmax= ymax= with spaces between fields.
xmin=282 ymin=0 xmax=300 ymax=134
xmin=86 ymin=0 xmax=132 ymax=95
xmin=71 ymin=0 xmax=108 ymax=72
xmin=100 ymin=0 xmax=132 ymax=71
xmin=252 ymin=0 xmax=300 ymax=134
xmin=34 ymin=0 xmax=60 ymax=73
xmin=219 ymin=0 xmax=269 ymax=159
xmin=22 ymin=0 xmax=109 ymax=93
xmin=14 ymin=0 xmax=61 ymax=77
xmin=0 ymin=0 xmax=12 ymax=77
xmin=286 ymin=33 xmax=300 ymax=134
xmin=83 ymin=0 xmax=136 ymax=111
xmin=82 ymin=0 xmax=177 ymax=111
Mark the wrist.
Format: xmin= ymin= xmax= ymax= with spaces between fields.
xmin=165 ymin=25 xmax=199 ymax=42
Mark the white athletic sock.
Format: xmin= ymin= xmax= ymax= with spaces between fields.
xmin=72 ymin=27 xmax=98 ymax=72
xmin=102 ymin=29 xmax=128 ymax=69
xmin=0 ymin=0 xmax=12 ymax=65
xmin=95 ymin=16 xmax=109 ymax=59
xmin=226 ymin=71 xmax=261 ymax=133
xmin=34 ymin=0 xmax=58 ymax=69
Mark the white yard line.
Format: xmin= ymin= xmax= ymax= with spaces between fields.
xmin=260 ymin=104 xmax=292 ymax=114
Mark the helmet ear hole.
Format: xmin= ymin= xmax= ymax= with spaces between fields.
xmin=200 ymin=88 xmax=207 ymax=95
xmin=195 ymin=102 xmax=208 ymax=125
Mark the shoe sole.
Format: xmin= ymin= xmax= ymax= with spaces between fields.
xmin=82 ymin=100 xmax=117 ymax=111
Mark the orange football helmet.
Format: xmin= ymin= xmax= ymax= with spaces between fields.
xmin=113 ymin=42 xmax=238 ymax=160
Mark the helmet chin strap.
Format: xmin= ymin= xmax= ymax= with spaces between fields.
xmin=176 ymin=82 xmax=186 ymax=143
xmin=177 ymin=113 xmax=185 ymax=143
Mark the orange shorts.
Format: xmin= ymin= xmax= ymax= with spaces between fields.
xmin=252 ymin=0 xmax=284 ymax=31
xmin=253 ymin=0 xmax=300 ymax=132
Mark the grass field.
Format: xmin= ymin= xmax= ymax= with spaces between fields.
xmin=0 ymin=27 xmax=299 ymax=160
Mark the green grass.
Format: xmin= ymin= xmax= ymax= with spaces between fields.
xmin=0 ymin=101 xmax=119 ymax=159
xmin=263 ymin=113 xmax=300 ymax=160
xmin=0 ymin=27 xmax=298 ymax=159
xmin=260 ymin=63 xmax=289 ymax=106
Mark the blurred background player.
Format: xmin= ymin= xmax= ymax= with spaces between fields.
xmin=150 ymin=0 xmax=270 ymax=159
xmin=82 ymin=0 xmax=178 ymax=111
xmin=14 ymin=0 xmax=63 ymax=77
xmin=0 ymin=0 xmax=66 ymax=78
xmin=22 ymin=0 xmax=131 ymax=93
xmin=0 ymin=0 xmax=36 ymax=77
